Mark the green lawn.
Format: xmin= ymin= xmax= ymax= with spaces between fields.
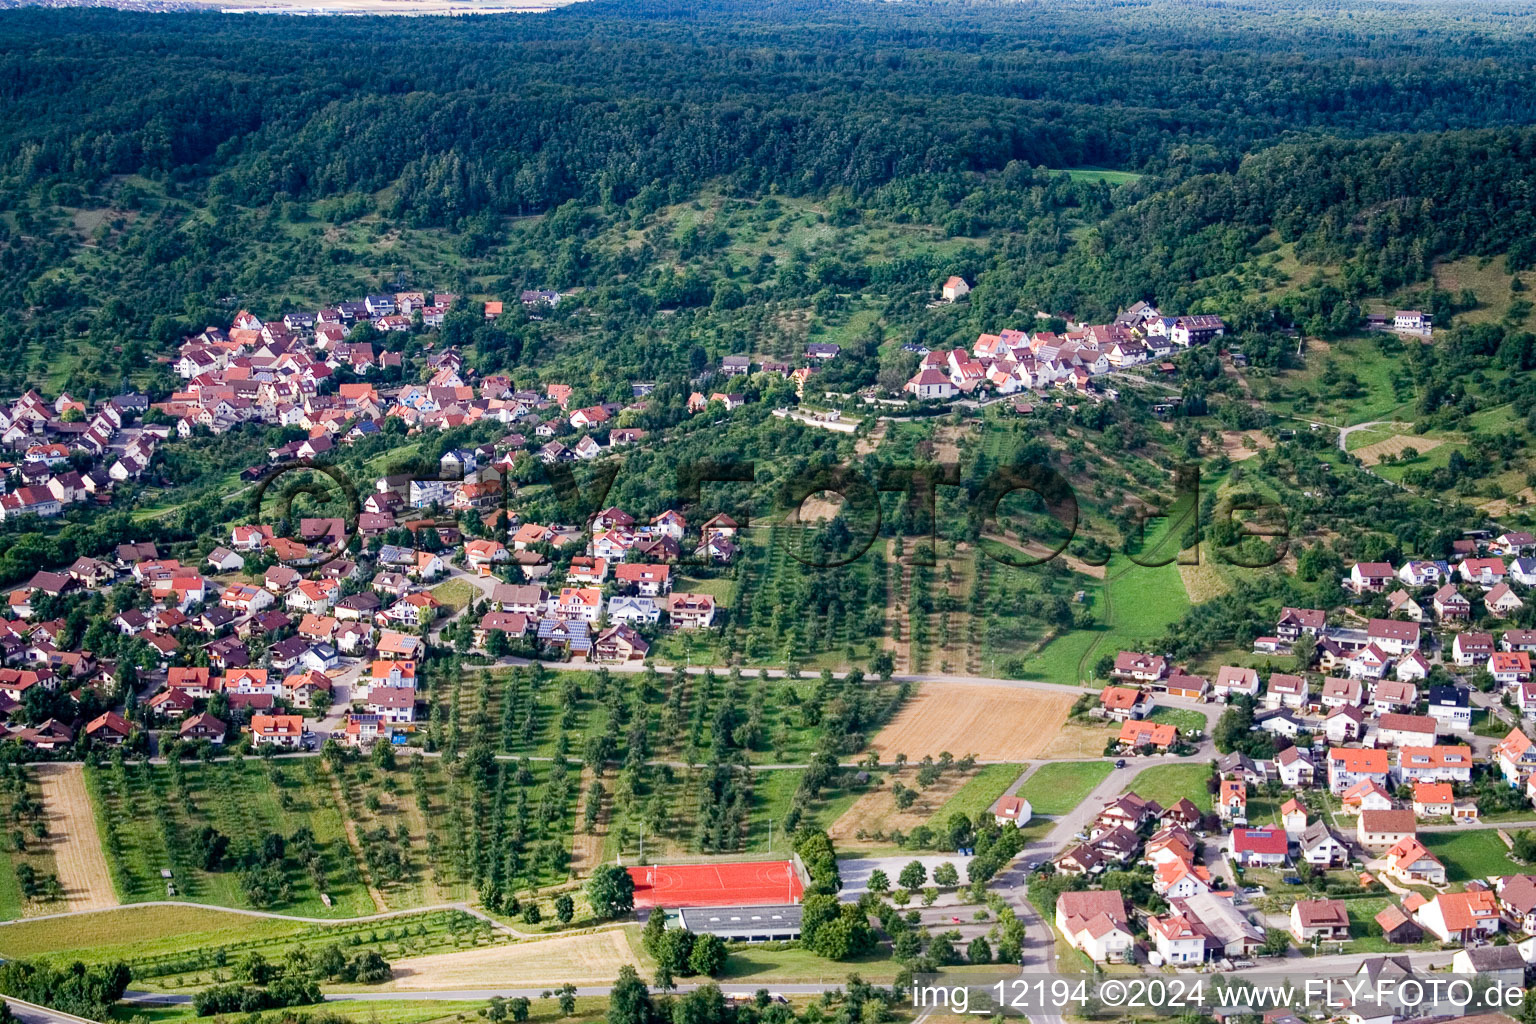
xmin=1123 ymin=763 xmax=1213 ymax=812
xmin=718 ymin=944 xmax=900 ymax=984
xmin=1017 ymin=762 xmax=1114 ymax=816
xmin=744 ymin=769 xmax=862 ymax=853
xmin=1024 ymin=511 xmax=1192 ymax=686
xmin=429 ymin=578 xmax=477 ymax=613
xmin=1058 ymin=168 xmax=1144 ymax=186
xmin=0 ymin=905 xmax=496 ymax=983
xmin=110 ymin=997 xmax=612 ymax=1024
xmin=1421 ymin=830 xmax=1527 ymax=882
xmin=1146 ymin=707 xmax=1205 ymax=732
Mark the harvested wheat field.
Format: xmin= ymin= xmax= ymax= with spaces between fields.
xmin=1036 ymin=723 xmax=1116 ymax=759
xmin=869 ymin=683 xmax=1074 ymax=762
xmin=35 ymin=764 xmax=118 ymax=914
xmin=1354 ymin=434 xmax=1443 ymax=466
xmin=827 ymin=768 xmax=974 ymax=848
xmin=385 ymin=929 xmax=639 ymax=989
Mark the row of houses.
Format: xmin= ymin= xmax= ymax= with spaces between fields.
xmin=904 ymin=304 xmax=1226 ymax=400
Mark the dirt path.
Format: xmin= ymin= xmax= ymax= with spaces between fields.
xmin=984 ymin=531 xmax=1107 ymax=580
xmin=569 ymin=767 xmax=605 ymax=877
xmin=34 ymin=764 xmax=118 ymax=914
xmin=884 ymin=541 xmax=912 ymax=672
xmin=965 ymin=557 xmax=985 ymax=676
xmin=324 ymin=766 xmax=388 ymax=913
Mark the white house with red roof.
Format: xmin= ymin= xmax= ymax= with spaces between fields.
xmin=1461 ymin=557 xmax=1508 ymax=587
xmin=1492 ymin=650 xmax=1533 ymax=687
xmin=905 ymin=368 xmax=957 ymax=400
xmin=1349 ymin=562 xmax=1395 ymax=593
xmin=994 ymin=795 xmax=1032 ymax=828
xmin=1055 ymin=891 xmax=1133 ymax=963
xmin=1496 ymin=728 xmax=1536 ymax=784
xmin=1113 ymin=651 xmax=1166 ymax=683
xmin=1228 ymin=827 xmax=1288 ymax=867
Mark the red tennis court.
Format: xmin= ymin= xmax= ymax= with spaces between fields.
xmin=628 ymin=860 xmax=804 ymax=908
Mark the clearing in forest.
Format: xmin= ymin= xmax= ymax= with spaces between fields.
xmin=868 ymin=683 xmax=1074 ymax=762
xmin=383 ymin=929 xmax=639 ymax=989
xmin=34 ymin=764 xmax=118 ymax=914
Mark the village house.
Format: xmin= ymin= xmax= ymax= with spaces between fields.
xmin=1147 ymin=913 xmax=1206 ymax=965
xmin=1298 ymin=821 xmax=1349 ymax=867
xmin=1426 ymin=684 xmax=1472 ymax=729
xmin=1367 ymin=617 xmax=1420 ymax=655
xmin=1357 ymin=808 xmax=1417 ymax=849
xmin=1055 ymin=891 xmax=1134 ymax=963
xmin=1497 ymin=875 xmax=1536 ymax=933
xmin=1320 ymin=675 xmax=1364 ymax=709
xmin=1384 ymin=836 xmax=1446 ymax=887
xmin=1492 ymin=651 xmax=1533 ymax=687
xmin=1328 ymin=747 xmax=1390 ymax=794
xmin=1099 ymin=685 xmax=1153 ymax=721
xmin=994 ymin=796 xmax=1032 ymax=828
xmin=1276 ymin=746 xmax=1315 ymax=787
xmin=1218 ymin=779 xmax=1247 ymax=824
xmin=179 ymin=711 xmax=228 ymax=745
xmin=1415 ymin=889 xmax=1500 ymax=944
xmin=1411 ymin=782 xmax=1454 ymax=818
xmin=1341 ymin=778 xmax=1395 ymax=813
xmin=593 ymin=625 xmax=649 ymax=663
xmin=1213 ymin=665 xmax=1260 ymax=701
xmin=249 ymin=713 xmax=305 ymax=748
xmin=666 ymin=592 xmax=717 ymax=629
xmin=1497 ymin=728 xmax=1536 ymax=784
xmin=1118 ymin=719 xmax=1177 ymax=750
xmin=1290 ymin=898 xmax=1350 ymax=943
xmin=1276 ymin=607 xmax=1327 ymax=641
xmin=1228 ymin=827 xmax=1288 ymax=867
xmin=1349 ymin=562 xmax=1395 ymax=593
xmin=1395 ymin=744 xmax=1472 ymax=784
xmin=1385 ymin=590 xmax=1423 ymax=621
xmin=1112 ymin=651 xmax=1167 ymax=683
xmin=1263 ymin=673 xmax=1309 ymax=709
xmin=1488 ymin=582 xmax=1525 ymax=617
xmin=1375 ymin=712 xmax=1438 ymax=748
xmin=1325 ymin=704 xmax=1367 ymax=743
xmin=1371 ymin=680 xmax=1419 ymax=715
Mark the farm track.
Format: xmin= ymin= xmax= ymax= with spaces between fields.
xmin=34 ymin=765 xmax=117 ymax=914
xmin=966 ymin=556 xmax=987 ymax=676
xmin=568 ymin=767 xmax=605 ymax=877
xmin=891 ymin=552 xmax=913 ymax=673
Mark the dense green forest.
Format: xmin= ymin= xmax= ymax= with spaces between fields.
xmin=8 ymin=0 xmax=1536 ymax=376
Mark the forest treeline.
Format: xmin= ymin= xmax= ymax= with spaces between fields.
xmin=982 ymin=127 xmax=1536 ymax=329
xmin=7 ymin=0 xmax=1536 ymax=225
